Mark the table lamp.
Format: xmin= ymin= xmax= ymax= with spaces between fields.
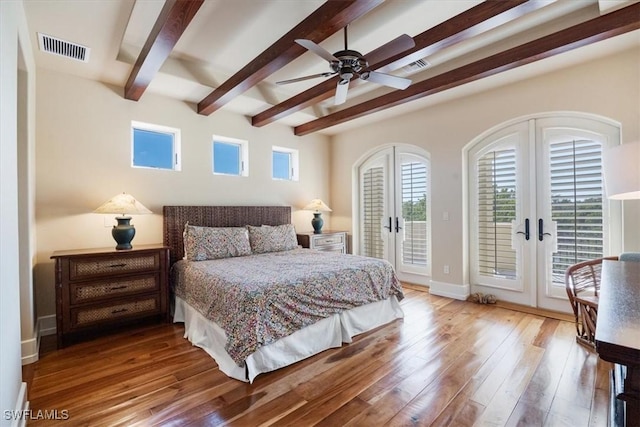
xmin=304 ymin=199 xmax=332 ymax=234
xmin=94 ymin=193 xmax=152 ymax=250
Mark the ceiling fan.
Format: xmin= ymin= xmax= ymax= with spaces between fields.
xmin=277 ymin=27 xmax=415 ymax=105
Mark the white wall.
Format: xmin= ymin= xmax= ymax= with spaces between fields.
xmin=331 ymin=47 xmax=640 ymax=297
xmin=1 ymin=0 xmax=30 ymax=423
xmin=34 ymin=68 xmax=331 ymax=319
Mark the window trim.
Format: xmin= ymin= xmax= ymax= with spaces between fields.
xmin=272 ymin=145 xmax=299 ymax=181
xmin=212 ymin=135 xmax=249 ymax=177
xmin=131 ymin=120 xmax=181 ymax=171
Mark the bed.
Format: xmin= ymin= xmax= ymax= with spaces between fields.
xmin=163 ymin=206 xmax=404 ymax=382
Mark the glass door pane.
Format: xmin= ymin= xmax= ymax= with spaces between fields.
xmin=476 ymin=148 xmax=518 ymax=280
xmin=548 ymin=138 xmax=604 ymax=284
xmin=398 ymin=154 xmax=430 ymax=276
xmin=361 ymin=165 xmax=385 ymax=259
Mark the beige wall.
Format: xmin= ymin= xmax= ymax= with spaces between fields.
xmin=330 ymin=48 xmax=640 ymax=294
xmin=34 ymin=68 xmax=331 ymax=318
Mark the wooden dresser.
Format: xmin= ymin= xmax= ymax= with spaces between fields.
xmin=51 ymin=244 xmax=170 ymax=348
xmin=297 ymin=230 xmax=348 ymax=253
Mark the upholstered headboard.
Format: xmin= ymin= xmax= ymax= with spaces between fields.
xmin=163 ymin=205 xmax=291 ymax=265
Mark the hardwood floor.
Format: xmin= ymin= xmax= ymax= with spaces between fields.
xmin=23 ymin=287 xmax=612 ymax=426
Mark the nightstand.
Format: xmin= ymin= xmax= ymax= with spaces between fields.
xmin=297 ymin=230 xmax=348 ymax=254
xmin=51 ymin=244 xmax=170 ymax=348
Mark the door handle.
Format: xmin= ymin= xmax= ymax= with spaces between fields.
xmin=395 ymin=217 xmax=402 ymax=233
xmin=538 ymin=218 xmax=552 ymax=241
xmin=383 ymin=217 xmax=392 ymax=232
xmin=516 ymin=218 xmax=530 ymax=240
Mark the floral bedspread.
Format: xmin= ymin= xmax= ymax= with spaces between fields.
xmin=171 ymin=248 xmax=403 ymax=366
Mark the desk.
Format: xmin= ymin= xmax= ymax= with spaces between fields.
xmin=595 ymin=260 xmax=640 ymax=427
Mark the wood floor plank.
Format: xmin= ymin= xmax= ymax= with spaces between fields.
xmin=504 ymin=319 xmax=576 ymax=426
xmin=472 ymin=344 xmax=545 ymax=426
xmin=345 ymin=307 xmax=521 ymax=425
xmin=589 ymin=358 xmax=612 ymax=427
xmin=552 ymin=334 xmax=599 ymax=410
xmin=385 ymin=312 xmax=539 ymax=426
xmin=431 ymin=311 xmax=540 ymax=426
xmin=470 ymin=316 xmax=544 ymax=407
xmin=23 ymin=290 xmax=609 ymax=427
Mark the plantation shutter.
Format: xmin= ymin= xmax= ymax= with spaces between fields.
xmin=549 ymin=139 xmax=604 ymax=283
xmin=476 ymin=149 xmax=517 ymax=279
xmin=401 ymin=160 xmax=429 ymax=266
xmin=361 ymin=166 xmax=385 ymax=259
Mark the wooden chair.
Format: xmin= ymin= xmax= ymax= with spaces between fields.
xmin=564 ymin=256 xmax=618 ymax=348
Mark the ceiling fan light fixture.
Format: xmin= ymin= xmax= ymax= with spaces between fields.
xmin=340 ymin=68 xmax=355 ymax=81
xmin=279 ymin=28 xmax=414 ymax=102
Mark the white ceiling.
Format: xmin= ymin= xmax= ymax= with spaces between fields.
xmin=23 ymin=0 xmax=640 ymax=135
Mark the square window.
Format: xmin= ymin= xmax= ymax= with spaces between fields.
xmin=273 ymin=151 xmax=291 ymax=180
xmin=131 ymin=121 xmax=180 ymax=171
xmin=213 ymin=136 xmax=248 ymax=176
xmin=272 ymin=146 xmax=299 ymax=181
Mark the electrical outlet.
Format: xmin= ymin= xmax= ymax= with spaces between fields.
xmin=103 ymin=216 xmax=114 ymax=228
xmin=442 ymin=211 xmax=449 ymax=221
xmin=444 ymin=265 xmax=450 ymax=274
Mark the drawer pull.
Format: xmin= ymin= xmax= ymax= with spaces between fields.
xmin=108 ymin=263 xmax=127 ymax=268
xmin=109 ymin=285 xmax=127 ymax=291
xmin=111 ymin=308 xmax=128 ymax=314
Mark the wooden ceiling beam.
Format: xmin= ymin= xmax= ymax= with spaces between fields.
xmin=294 ymin=2 xmax=640 ymax=136
xmin=124 ymin=0 xmax=204 ymax=101
xmin=197 ymin=0 xmax=383 ymax=116
xmin=252 ymin=0 xmax=545 ymax=127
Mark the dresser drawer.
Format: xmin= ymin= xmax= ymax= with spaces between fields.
xmin=312 ymin=234 xmax=345 ymax=247
xmin=69 ymin=274 xmax=159 ymax=304
xmin=69 ymin=253 xmax=160 ymax=280
xmin=297 ymin=231 xmax=348 ymax=254
xmin=70 ymin=295 xmax=160 ymax=329
xmin=314 ymin=244 xmax=346 ymax=253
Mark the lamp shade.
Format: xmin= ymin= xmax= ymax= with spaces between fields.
xmin=603 ymin=142 xmax=640 ymax=200
xmin=303 ymin=199 xmax=332 ymax=212
xmin=94 ymin=193 xmax=152 ymax=215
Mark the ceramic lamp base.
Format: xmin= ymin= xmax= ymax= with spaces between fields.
xmin=311 ymin=212 xmax=324 ymax=234
xmin=112 ymin=216 xmax=135 ymax=250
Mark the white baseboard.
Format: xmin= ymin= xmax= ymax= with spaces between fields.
xmin=21 ymin=315 xmax=57 ymax=365
xmin=38 ymin=314 xmax=56 ymax=336
xmin=20 ymin=335 xmax=38 ymax=365
xmin=429 ymin=280 xmax=470 ymax=300
xmin=10 ymin=382 xmax=28 ymax=427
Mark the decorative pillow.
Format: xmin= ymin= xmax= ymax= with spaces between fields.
xmin=248 ymin=224 xmax=298 ymax=254
xmin=183 ymin=224 xmax=251 ymax=261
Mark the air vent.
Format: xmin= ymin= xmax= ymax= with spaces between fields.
xmin=402 ymin=59 xmax=430 ymax=74
xmin=38 ymin=33 xmax=90 ymax=63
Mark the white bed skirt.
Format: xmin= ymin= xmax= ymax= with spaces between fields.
xmin=173 ymin=295 xmax=404 ymax=383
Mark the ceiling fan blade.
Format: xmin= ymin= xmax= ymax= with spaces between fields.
xmin=362 ymin=71 xmax=411 ymax=90
xmin=295 ymin=39 xmax=339 ymax=63
xmin=366 ymin=34 xmax=415 ymax=66
xmin=334 ymin=79 xmax=349 ymax=105
xmin=276 ymin=72 xmax=336 ymax=85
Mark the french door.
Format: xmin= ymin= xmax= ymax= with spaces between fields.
xmin=357 ymin=145 xmax=431 ymax=285
xmin=469 ymin=116 xmax=620 ymax=311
